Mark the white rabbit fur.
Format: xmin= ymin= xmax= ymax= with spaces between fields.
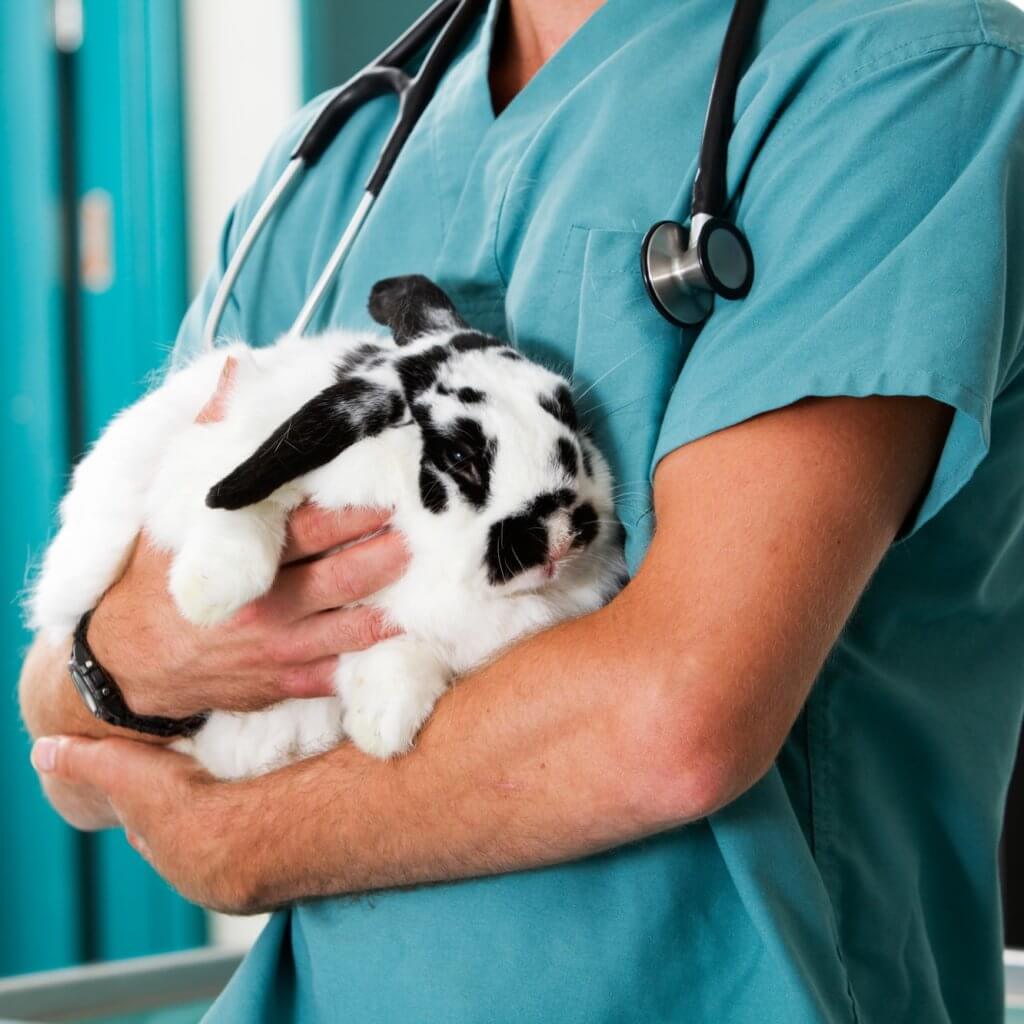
xmin=29 ymin=276 xmax=624 ymax=779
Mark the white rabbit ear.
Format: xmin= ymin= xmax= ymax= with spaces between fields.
xmin=206 ymin=377 xmax=405 ymax=510
xmin=368 ymin=275 xmax=467 ymax=345
xmin=195 ymin=355 xmax=240 ymax=424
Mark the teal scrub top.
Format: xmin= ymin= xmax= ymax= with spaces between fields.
xmin=175 ymin=1 xmax=1024 ymax=1020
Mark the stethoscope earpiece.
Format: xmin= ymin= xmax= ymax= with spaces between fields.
xmin=641 ymin=215 xmax=755 ymax=328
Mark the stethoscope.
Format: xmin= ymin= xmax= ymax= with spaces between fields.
xmin=201 ymin=0 xmax=762 ymax=352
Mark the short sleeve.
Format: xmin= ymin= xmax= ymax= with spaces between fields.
xmin=652 ymin=40 xmax=1024 ymax=536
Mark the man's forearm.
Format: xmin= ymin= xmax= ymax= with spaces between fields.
xmin=231 ymin=587 xmax=706 ymax=910
xmin=227 ymin=396 xmax=948 ymax=911
xmin=22 ymin=637 xmax=98 ymax=740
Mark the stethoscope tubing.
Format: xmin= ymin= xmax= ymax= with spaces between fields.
xmin=691 ymin=0 xmax=763 ymax=219
xmin=200 ymin=0 xmax=483 ymax=352
xmin=200 ymin=0 xmax=760 ymax=351
xmin=201 ymin=159 xmax=304 ymax=353
xmin=292 ymin=191 xmax=375 ymax=336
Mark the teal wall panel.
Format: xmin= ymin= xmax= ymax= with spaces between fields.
xmin=0 ymin=2 xmax=84 ymax=975
xmin=301 ymin=0 xmax=430 ymax=99
xmin=1 ymin=0 xmax=202 ymax=976
xmin=75 ymin=0 xmax=189 ymax=429
xmin=72 ymin=0 xmax=202 ymax=961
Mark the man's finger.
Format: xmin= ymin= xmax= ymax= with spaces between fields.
xmin=31 ymin=736 xmax=191 ymax=801
xmin=282 ymin=503 xmax=393 ymax=564
xmin=274 ymin=529 xmax=409 ymax=616
xmin=279 ymin=606 xmax=401 ymax=668
xmin=278 ymin=657 xmax=341 ymax=699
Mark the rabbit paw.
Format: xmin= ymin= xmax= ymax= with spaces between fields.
xmin=339 ymin=641 xmax=449 ymax=759
xmin=170 ymin=516 xmax=281 ymax=626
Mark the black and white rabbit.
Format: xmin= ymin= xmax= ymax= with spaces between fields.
xmin=30 ymin=276 xmax=625 ymax=778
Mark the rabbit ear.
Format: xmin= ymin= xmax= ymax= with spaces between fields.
xmin=206 ymin=378 xmax=405 ymax=510
xmin=195 ymin=356 xmax=239 ymax=424
xmin=368 ymin=275 xmax=467 ymax=345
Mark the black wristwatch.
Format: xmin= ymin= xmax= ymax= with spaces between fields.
xmin=68 ymin=611 xmax=208 ymax=739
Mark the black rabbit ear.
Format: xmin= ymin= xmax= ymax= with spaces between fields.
xmin=368 ymin=275 xmax=467 ymax=346
xmin=206 ymin=378 xmax=405 ymax=511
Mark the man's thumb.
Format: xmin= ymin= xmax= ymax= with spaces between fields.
xmin=31 ymin=735 xmax=148 ymax=793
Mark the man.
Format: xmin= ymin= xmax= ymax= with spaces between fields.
xmin=19 ymin=0 xmax=1024 ymax=1020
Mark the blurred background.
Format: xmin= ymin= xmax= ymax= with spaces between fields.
xmin=1 ymin=0 xmax=428 ymax=981
xmin=2 ymin=0 xmax=1024 ymax=1003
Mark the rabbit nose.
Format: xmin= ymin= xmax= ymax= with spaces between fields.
xmin=547 ymin=515 xmax=573 ymax=562
xmin=549 ymin=537 xmax=572 ymax=561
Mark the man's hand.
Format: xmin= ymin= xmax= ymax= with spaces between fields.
xmin=87 ymin=505 xmax=407 ymax=719
xmin=31 ymin=735 xmax=252 ymax=913
xmin=19 ymin=503 xmax=408 ymax=830
xmin=19 ymin=360 xmax=408 ymax=830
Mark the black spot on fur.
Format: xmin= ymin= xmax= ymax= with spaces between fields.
xmin=207 ymin=376 xmax=405 ymax=510
xmin=368 ymin=275 xmax=467 ymax=345
xmin=419 ymin=465 xmax=448 ymax=514
xmin=580 ymin=438 xmax=594 ymax=478
xmin=571 ymin=502 xmax=600 ymax=549
xmin=555 ymin=438 xmax=578 ymax=478
xmin=539 ymin=385 xmax=578 ymax=431
xmin=485 ymin=489 xmax=575 ymax=585
xmin=500 ymin=350 xmax=523 ymax=361
xmin=419 ymin=416 xmax=494 ymax=510
xmin=433 ymin=383 xmax=484 ymax=404
xmin=397 ymin=345 xmax=450 ymax=399
xmin=530 ymin=489 xmax=575 ymax=520
xmin=348 ymin=379 xmax=406 ymax=436
xmin=338 ymin=343 xmax=387 ymax=374
xmin=486 ymin=514 xmax=549 ymax=584
xmin=384 ymin=391 xmax=406 ymax=429
xmin=450 ymin=331 xmax=503 ymax=355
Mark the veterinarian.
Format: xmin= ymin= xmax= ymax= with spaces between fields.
xmin=19 ymin=0 xmax=1024 ymax=1021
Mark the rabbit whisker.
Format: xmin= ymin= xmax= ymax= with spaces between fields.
xmin=573 ymin=345 xmax=651 ymax=404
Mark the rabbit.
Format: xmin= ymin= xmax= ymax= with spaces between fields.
xmin=29 ymin=275 xmax=626 ymax=779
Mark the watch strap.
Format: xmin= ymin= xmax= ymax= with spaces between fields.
xmin=69 ymin=612 xmax=208 ymax=739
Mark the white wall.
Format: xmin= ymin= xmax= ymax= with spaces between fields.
xmin=180 ymin=0 xmax=302 ymax=949
xmin=182 ymin=0 xmax=303 ymax=295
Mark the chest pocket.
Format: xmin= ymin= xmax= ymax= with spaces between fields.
xmin=561 ymin=229 xmax=690 ymax=563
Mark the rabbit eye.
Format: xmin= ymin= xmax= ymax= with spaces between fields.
xmin=443 ymin=446 xmax=483 ymax=486
xmin=428 ymin=417 xmax=493 ymax=508
xmin=438 ymin=441 xmax=489 ymax=490
xmin=456 ymin=463 xmax=483 ymax=487
xmin=442 ymin=443 xmax=473 ymax=468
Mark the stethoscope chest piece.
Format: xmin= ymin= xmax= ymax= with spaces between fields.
xmin=640 ymin=0 xmax=763 ymax=329
xmin=640 ymin=215 xmax=754 ymax=328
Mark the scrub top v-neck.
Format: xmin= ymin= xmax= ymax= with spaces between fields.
xmin=174 ymin=1 xmax=1024 ymax=1021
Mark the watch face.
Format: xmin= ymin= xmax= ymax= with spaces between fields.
xmin=69 ymin=664 xmax=100 ymax=715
